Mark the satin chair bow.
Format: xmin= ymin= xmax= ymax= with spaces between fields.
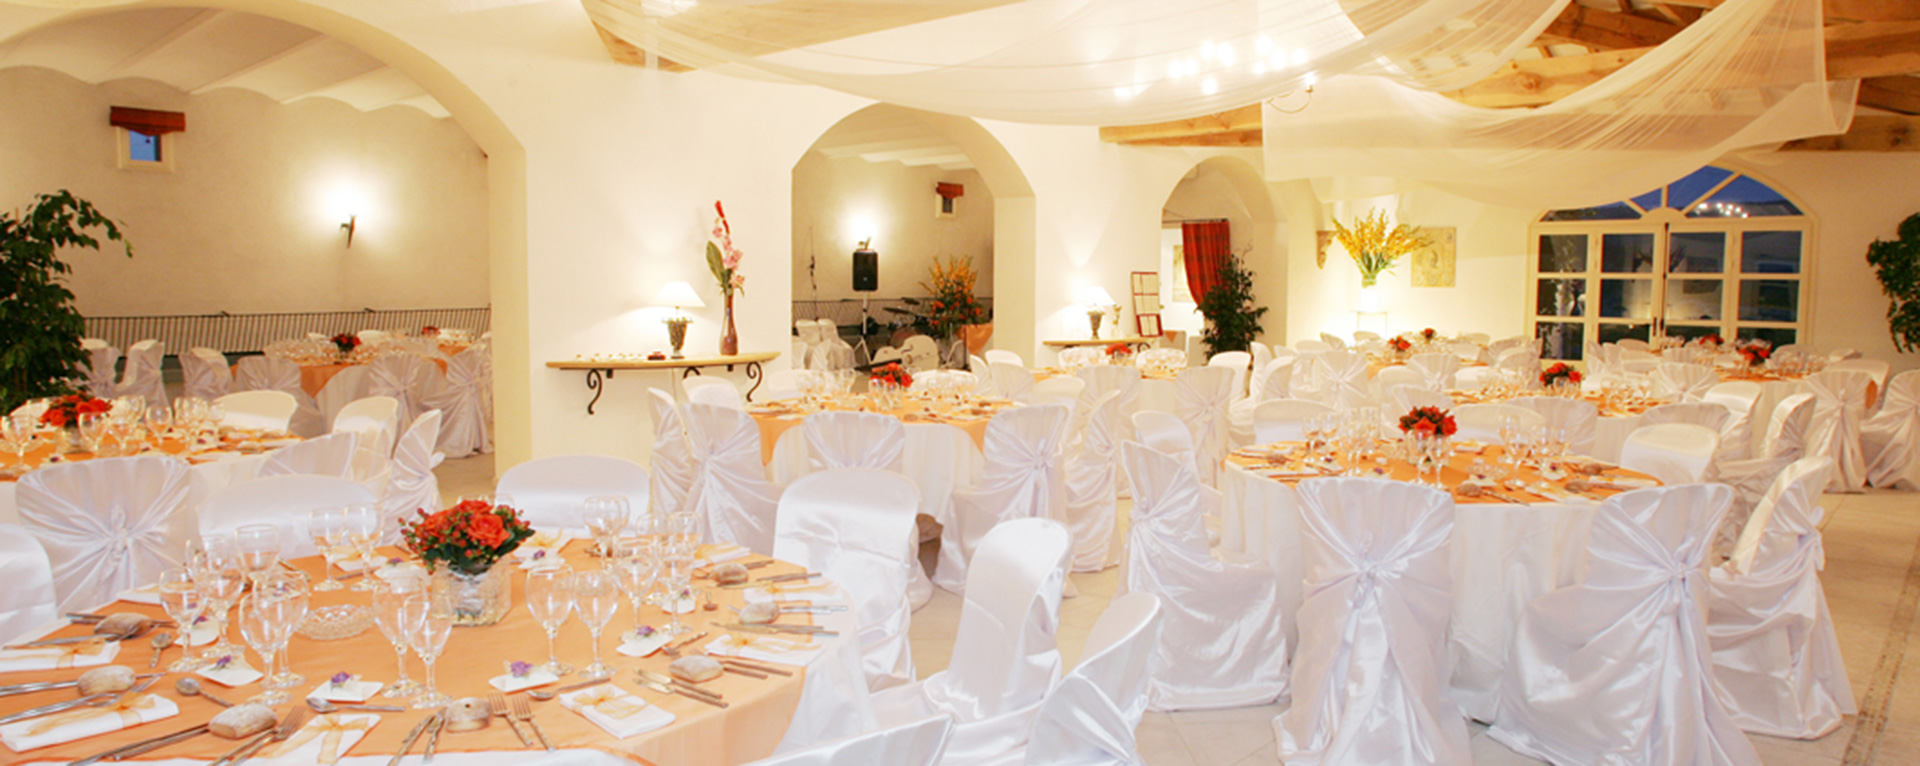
xmin=25 ymin=692 xmax=159 ymax=736
xmin=267 ymin=713 xmax=375 ymax=764
xmin=570 ymin=688 xmax=644 ymax=719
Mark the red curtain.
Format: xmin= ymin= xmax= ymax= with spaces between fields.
xmin=1182 ymin=220 xmax=1231 ymax=303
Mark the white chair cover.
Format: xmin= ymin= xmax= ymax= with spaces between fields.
xmin=1663 ymin=346 xmax=1708 ymax=366
xmin=1803 ymin=369 xmax=1870 ymax=492
xmin=1252 ymin=399 xmax=1334 ymax=445
xmin=80 ymin=339 xmax=119 ymax=399
xmin=1490 ymin=484 xmax=1758 ymax=766
xmin=775 ymin=469 xmax=921 ymax=691
xmin=257 ymin=431 xmax=360 ymax=480
xmin=365 ymin=354 xmax=437 ymax=425
xmin=814 ymin=321 xmax=856 ymax=371
xmin=1390 ymin=386 xmax=1454 ymax=415
xmin=985 ymin=349 xmax=1024 ymax=367
xmin=1653 ymin=363 xmax=1717 ymax=402
xmin=1317 ymin=332 xmax=1348 ymax=350
xmin=384 ymin=410 xmax=445 ymax=529
xmin=990 ymin=362 xmax=1034 ymax=402
xmin=1250 ymin=343 xmax=1273 ymax=377
xmin=1827 ymin=358 xmax=1891 ymax=406
xmin=681 ymin=403 xmax=781 ymax=554
xmin=0 ymin=525 xmax=57 ymax=644
xmin=1232 ymin=359 xmax=1295 ymax=442
xmin=1620 ymin=423 xmax=1720 ymax=485
xmin=115 ymin=339 xmax=167 ymax=409
xmin=1708 ymin=457 xmax=1855 ymax=740
xmin=17 ymin=457 xmax=194 ymax=612
xmin=1507 ymin=396 xmax=1599 ymax=455
xmin=1615 ymin=338 xmax=1652 ymax=352
xmin=1448 ymin=403 xmax=1542 ymax=443
xmin=497 ymin=455 xmax=650 ymax=534
xmin=872 ymin=518 xmax=1070 ymax=764
xmin=1025 ymin=377 xmax=1087 ymax=424
xmin=901 ymin=335 xmax=941 ymax=372
xmin=233 ymin=356 xmax=325 ymax=437
xmin=1620 ymin=348 xmax=1662 ymax=374
xmin=745 ymin=715 xmax=953 ymax=766
xmin=199 ymin=475 xmax=377 ymax=559
xmin=215 ymin=390 xmax=298 ymax=432
xmin=1373 ymin=366 xmax=1426 ymax=405
xmin=1076 ymin=365 xmax=1142 ymax=448
xmin=935 ymin=405 xmax=1070 ymax=593
xmin=1131 ymin=410 xmax=1198 ymax=477
xmin=1294 ymin=339 xmax=1332 ymax=353
xmin=646 ymin=388 xmax=695 ymax=516
xmin=1173 ymin=366 xmax=1237 ymax=486
xmin=1864 ymin=369 xmax=1920 ymax=490
xmin=1206 ymin=351 xmax=1252 ymax=396
xmin=1057 ymin=346 xmax=1102 ymax=371
xmin=1278 ymin=478 xmax=1466 ymax=766
xmin=1453 ymin=366 xmax=1500 ymax=392
xmin=793 ymin=320 xmax=824 ymax=369
xmin=430 ymin=347 xmax=491 ymax=458
xmin=1064 ymin=392 xmax=1123 ymax=573
xmin=1495 ymin=347 xmax=1542 ymax=386
xmin=1121 ymin=444 xmax=1287 ymax=711
xmin=1703 ymin=381 xmax=1762 ymax=461
xmin=181 ymin=347 xmax=232 ymax=401
xmin=333 ymin=396 xmax=400 ymax=495
xmin=1407 ymin=352 xmax=1460 ymax=391
xmin=1309 ymin=350 xmax=1372 ymax=411
xmin=685 ymin=377 xmax=746 ymax=409
xmin=1642 ymin=401 xmax=1736 ymax=466
xmin=1715 ymin=393 xmax=1817 ymax=538
xmin=804 ymin=411 xmax=906 ymax=472
xmin=1021 ymin=592 xmax=1164 ymax=766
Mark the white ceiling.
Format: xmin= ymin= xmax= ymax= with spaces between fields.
xmin=810 ymin=105 xmax=975 ymax=170
xmin=0 ymin=7 xmax=448 ymax=118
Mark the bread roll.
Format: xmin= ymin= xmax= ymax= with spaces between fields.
xmin=92 ymin=613 xmax=147 ymax=636
xmin=75 ymin=665 xmax=135 ymax=695
xmin=443 ymin=698 xmax=491 ymax=732
xmin=669 ymin=655 xmax=723 ymax=684
xmin=738 ymin=601 xmax=779 ymax=625
xmin=210 ymin=704 xmax=278 ymax=738
xmin=713 ymin=562 xmax=749 ymax=585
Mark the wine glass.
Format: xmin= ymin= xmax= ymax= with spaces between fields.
xmin=612 ymin=537 xmax=660 ymax=640
xmin=307 ymin=509 xmax=347 ymax=591
xmin=260 ymin=570 xmax=309 ymax=689
xmin=573 ymin=569 xmax=619 ymax=680
xmin=233 ymin=524 xmax=282 ymax=586
xmin=525 ymin=569 xmax=575 ymax=676
xmin=404 ymin=592 xmax=455 ymax=709
xmin=342 ymin=504 xmax=382 ymax=591
xmin=659 ymin=540 xmax=695 ymax=637
xmin=77 ymin=411 xmax=107 ymax=453
xmin=0 ymin=413 xmax=32 ymax=473
xmin=372 ymin=579 xmax=424 ymax=698
xmin=581 ymin=496 xmax=629 ymax=557
xmin=238 ymin=593 xmax=291 ymax=705
xmin=157 ymin=568 xmax=206 ymax=672
xmin=188 ymin=536 xmax=245 ymax=659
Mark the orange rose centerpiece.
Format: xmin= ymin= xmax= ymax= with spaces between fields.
xmin=38 ymin=393 xmax=110 ymax=429
xmin=1540 ymin=362 xmax=1582 ymax=390
xmin=1737 ymin=342 xmax=1771 ymax=368
xmin=401 ymin=499 xmax=535 ymax=626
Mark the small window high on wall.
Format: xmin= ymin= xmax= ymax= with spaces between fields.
xmin=110 ymin=106 xmax=183 ymax=171
xmin=1528 ymin=166 xmax=1810 ymax=361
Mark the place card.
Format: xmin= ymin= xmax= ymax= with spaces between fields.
xmin=488 ymin=667 xmax=558 ymax=693
xmin=197 ymin=656 xmax=264 ymax=687
xmin=306 ymin=675 xmax=383 ymax=703
xmin=616 ymin=630 xmax=672 ymax=658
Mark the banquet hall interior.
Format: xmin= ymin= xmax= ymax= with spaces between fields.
xmin=3 ymin=0 xmax=1920 ymax=763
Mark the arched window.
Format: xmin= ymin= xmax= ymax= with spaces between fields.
xmin=1528 ymin=166 xmax=1810 ymax=361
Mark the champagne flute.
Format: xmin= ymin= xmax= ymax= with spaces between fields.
xmin=525 ymin=569 xmax=575 ymax=676
xmin=307 ymin=509 xmax=347 ymax=591
xmin=261 ymin=570 xmax=309 ymax=689
xmin=612 ymin=537 xmax=659 ymax=640
xmin=157 ymin=568 xmax=206 ymax=672
xmin=581 ymin=496 xmax=629 ymax=557
xmin=372 ymin=579 xmax=424 ymax=698
xmin=404 ymin=593 xmax=455 ymax=708
xmin=188 ymin=536 xmax=244 ymax=659
xmin=233 ymin=524 xmax=282 ymax=586
xmin=342 ymin=504 xmax=382 ymax=591
xmin=659 ymin=540 xmax=695 ymax=637
xmin=238 ymin=593 xmax=288 ymax=705
xmin=573 ymin=569 xmax=620 ymax=680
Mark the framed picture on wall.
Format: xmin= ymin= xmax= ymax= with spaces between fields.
xmin=1131 ymin=271 xmax=1162 ymax=337
xmin=1137 ymin=313 xmax=1161 ymax=337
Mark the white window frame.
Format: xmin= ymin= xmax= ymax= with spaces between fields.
xmin=115 ymin=127 xmax=175 ymax=172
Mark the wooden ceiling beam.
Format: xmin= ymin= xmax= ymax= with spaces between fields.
xmin=1778 ymin=115 xmax=1920 ymax=150
xmin=1443 ymin=47 xmax=1648 ymax=108
xmin=1541 ymin=4 xmax=1685 ymax=50
xmin=1859 ymin=76 xmax=1920 ymax=114
xmin=1099 ymin=105 xmax=1262 ymax=146
xmin=1665 ymin=0 xmax=1920 ymax=23
xmin=1827 ymin=21 xmax=1920 ymax=79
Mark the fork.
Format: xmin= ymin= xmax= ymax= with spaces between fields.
xmin=487 ymin=691 xmax=530 ymax=748
xmin=510 ymin=695 xmax=553 ymax=752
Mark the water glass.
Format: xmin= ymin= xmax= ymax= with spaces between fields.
xmin=233 ymin=524 xmax=282 ymax=585
xmin=526 ymin=570 xmax=575 ymax=676
xmin=158 ymin=568 xmax=205 ymax=672
xmin=581 ymin=496 xmax=630 ymax=557
xmin=659 ymin=542 xmax=696 ymax=636
xmin=372 ymin=580 xmax=424 ymax=698
xmin=307 ymin=509 xmax=347 ymax=591
xmin=404 ymin=593 xmax=455 ymax=708
xmin=260 ymin=570 xmax=309 ymax=689
xmin=238 ymin=592 xmax=295 ymax=705
xmin=573 ymin=569 xmax=620 ymax=680
xmin=612 ymin=537 xmax=660 ymax=639
xmin=342 ymin=504 xmax=382 ymax=591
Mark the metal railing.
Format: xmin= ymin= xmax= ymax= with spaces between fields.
xmin=790 ymin=297 xmax=994 ymax=335
xmin=82 ymin=307 xmax=491 ymax=355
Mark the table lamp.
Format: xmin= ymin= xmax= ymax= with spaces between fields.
xmin=1081 ymin=286 xmax=1117 ymax=340
xmin=655 ymin=281 xmax=705 ymax=359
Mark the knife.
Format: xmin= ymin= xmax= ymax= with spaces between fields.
xmin=421 ymin=712 xmax=446 ymax=764
xmin=5 ymin=636 xmax=119 ymax=649
xmin=633 ymin=670 xmax=723 ymax=702
xmin=0 ymin=673 xmax=158 ymax=698
xmin=717 ymin=622 xmax=837 ymax=637
xmin=633 ymin=678 xmax=727 ymax=709
xmin=386 ymin=714 xmax=436 ymax=766
xmin=66 ymin=723 xmax=208 ymax=766
xmin=0 ymin=692 xmax=115 ymax=726
xmin=226 ymin=707 xmax=307 ymax=766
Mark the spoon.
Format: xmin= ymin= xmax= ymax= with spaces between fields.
xmin=148 ymin=632 xmax=174 ymax=669
xmin=174 ymin=677 xmax=234 ymax=708
xmin=702 ymin=591 xmax=719 ymax=611
xmin=305 ymin=698 xmax=406 ymax=714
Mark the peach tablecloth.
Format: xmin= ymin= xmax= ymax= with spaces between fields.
xmin=749 ymin=400 xmax=996 ymax=465
xmin=295 ymin=358 xmax=449 ymax=398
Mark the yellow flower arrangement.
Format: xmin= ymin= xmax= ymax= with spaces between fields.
xmin=1331 ymin=210 xmax=1430 ymax=288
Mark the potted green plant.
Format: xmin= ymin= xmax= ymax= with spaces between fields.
xmin=1867 ymin=213 xmax=1920 ymax=353
xmin=0 ymin=191 xmax=130 ymax=411
xmin=1196 ymin=252 xmax=1268 ymax=356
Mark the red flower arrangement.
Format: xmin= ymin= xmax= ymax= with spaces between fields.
xmin=39 ymin=394 xmax=110 ymax=428
xmin=330 ymin=333 xmax=360 ymax=354
xmin=1398 ymin=406 xmax=1457 ymax=437
xmin=1540 ymin=362 xmax=1583 ymax=387
xmin=1694 ymin=333 xmax=1725 ymax=347
xmin=1738 ymin=343 xmax=1771 ymax=367
xmin=1105 ymin=342 xmax=1133 ymax=358
xmin=1420 ymin=328 xmax=1438 ymax=341
xmin=1387 ymin=336 xmax=1412 ymax=353
xmin=870 ymin=362 xmax=913 ymax=389
xmin=420 ymin=326 xmax=440 ymax=337
xmin=400 ymin=499 xmax=536 ymax=575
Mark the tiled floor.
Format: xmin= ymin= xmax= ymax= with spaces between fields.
xmin=432 ymin=455 xmax=1919 ymax=765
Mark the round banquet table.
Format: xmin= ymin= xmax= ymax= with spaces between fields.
xmin=751 ymin=398 xmax=1007 ymax=528
xmin=1217 ymin=443 xmax=1663 ymax=722
xmin=0 ymin=433 xmax=285 ymax=526
xmin=0 ymin=543 xmax=869 ymax=766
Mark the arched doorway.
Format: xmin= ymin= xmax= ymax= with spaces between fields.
xmin=1156 ymin=155 xmax=1286 ymax=354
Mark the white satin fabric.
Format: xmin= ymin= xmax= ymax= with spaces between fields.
xmin=1077 ymin=365 xmax=1142 ymax=449
xmin=1016 ymin=592 xmax=1163 ymax=766
xmin=116 ymin=339 xmax=168 ymax=409
xmin=936 ymin=405 xmax=1069 ymax=593
xmin=1373 ymin=366 xmax=1425 ymax=403
xmin=813 ymin=323 xmax=855 ymax=371
xmin=1453 ymin=366 xmax=1499 ymax=392
xmin=803 ymin=411 xmax=906 ymax=472
xmin=1490 ymin=484 xmax=1759 ymax=766
xmin=646 ymin=388 xmax=695 ymax=516
xmin=214 ymin=391 xmax=298 ymax=432
xmin=431 ymin=347 xmax=491 ymax=458
xmin=1704 ymin=382 xmax=1763 ymax=461
xmin=80 ymin=339 xmax=119 ymax=399
xmin=990 ymin=362 xmax=1034 ymax=403
xmin=1206 ymin=351 xmax=1252 ymax=396
xmin=312 ymin=366 xmax=372 ymax=435
xmin=366 ymin=354 xmax=441 ymax=426
xmin=1277 ymin=478 xmax=1466 ymax=766
xmin=333 ymin=396 xmax=400 ymax=496
xmin=1715 ymin=394 xmax=1817 ymax=537
xmin=1496 ymin=348 xmax=1543 ymax=387
xmin=1620 ymin=423 xmax=1720 ymax=485
xmin=775 ymin=469 xmax=920 ymax=691
xmin=181 ymin=347 xmax=232 ymax=401
xmin=384 ymin=410 xmax=446 ymax=527
xmin=234 ymin=356 xmax=325 ymax=437
xmin=1064 ymin=392 xmax=1123 ymax=573
xmin=1828 ymin=359 xmax=1891 ymax=405
xmin=0 ymin=525 xmax=57 ymax=644
xmin=1507 ymin=396 xmax=1599 ymax=455
xmin=1641 ymin=401 xmax=1736 ymax=467
xmin=1231 ymin=360 xmax=1295 ymax=443
xmin=1864 ymin=370 xmax=1920 ymax=490
xmin=1586 ymin=342 xmax=1623 ymax=379
xmin=1654 ymin=363 xmax=1718 ymax=402
xmin=1120 ymin=444 xmax=1287 ymax=711
xmin=497 ymin=455 xmax=651 ymax=534
xmin=872 ymin=518 xmax=1070 ymax=764
xmin=1449 ymin=403 xmax=1541 ymax=443
xmin=1131 ymin=411 xmax=1197 ymax=477
xmin=1311 ymin=351 xmax=1372 ymax=410
xmin=681 ymin=403 xmax=781 ymax=553
xmin=1173 ymin=366 xmax=1237 ymax=486
xmin=1803 ymin=370 xmax=1871 ymax=492
xmin=1709 ymin=457 xmax=1855 ymax=739
xmin=686 ymin=377 xmax=746 ymax=409
xmin=749 ymin=715 xmax=953 ymax=766
xmin=1408 ymin=353 xmax=1460 ymax=391
xmin=199 ymin=475 xmax=377 ymax=559
xmin=1251 ymin=399 xmax=1334 ymax=445
xmin=1026 ymin=378 xmax=1087 ymax=423
xmin=1317 ymin=332 xmax=1348 ymax=350
xmin=1390 ymin=386 xmax=1455 ymax=415
xmin=17 ymin=457 xmax=195 ymax=613
xmin=257 ymin=431 xmax=359 ymax=480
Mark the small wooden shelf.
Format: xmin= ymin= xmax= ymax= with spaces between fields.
xmin=547 ymin=351 xmax=779 ymax=414
xmin=1043 ymin=337 xmax=1157 ymax=349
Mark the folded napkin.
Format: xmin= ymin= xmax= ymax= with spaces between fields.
xmin=0 ymin=692 xmax=178 ymax=752
xmin=115 ymin=583 xmax=162 ymax=606
xmin=1588 ymin=476 xmax=1660 ymax=491
xmin=260 ymin=712 xmax=378 ymax=765
xmin=1529 ymin=485 xmax=1597 ymax=505
xmin=559 ymin=686 xmax=674 ymax=739
xmin=695 ymin=545 xmax=751 ymax=569
xmin=0 ymin=639 xmax=119 ymax=672
xmin=705 ymin=633 xmax=824 ymax=666
xmin=513 ymin=531 xmax=574 ymax=560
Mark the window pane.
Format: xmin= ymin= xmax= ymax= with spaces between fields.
xmin=1601 ymin=233 xmax=1655 ymax=273
xmin=1741 ymin=231 xmax=1802 ymax=274
xmin=1686 ymin=175 xmax=1801 ymax=217
xmin=1665 ymin=166 xmax=1734 ymax=211
xmin=1536 ymin=322 xmax=1585 ymax=360
xmin=1542 ymin=202 xmax=1640 ymax=221
xmin=1536 ymin=279 xmax=1586 ymax=317
xmin=1598 ymin=323 xmax=1652 ymax=344
xmin=1666 ymin=324 xmax=1723 ymax=342
xmin=1739 ymin=327 xmax=1796 ymax=347
xmin=1669 ymin=232 xmax=1725 ymax=273
xmin=128 ymin=131 xmax=160 ymax=163
xmin=1738 ymin=280 xmax=1799 ymax=322
xmin=1666 ymin=279 xmax=1723 ymax=321
xmin=1537 ymin=235 xmax=1587 ymax=272
xmin=1630 ymin=189 xmax=1663 ymax=212
xmin=1599 ymin=279 xmax=1653 ymax=319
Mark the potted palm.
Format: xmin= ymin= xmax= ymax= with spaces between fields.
xmin=0 ymin=191 xmax=130 ymax=411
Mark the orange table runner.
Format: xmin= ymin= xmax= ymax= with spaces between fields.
xmin=749 ymin=399 xmax=1000 ymax=464
xmin=1227 ymin=441 xmax=1660 ymax=504
xmin=0 ymin=543 xmax=815 ymax=766
xmin=0 ymin=429 xmax=291 ymax=482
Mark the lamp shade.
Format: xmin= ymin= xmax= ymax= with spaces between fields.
xmin=655 ymin=281 xmax=705 ymax=309
xmin=1081 ymin=286 xmax=1116 ymax=308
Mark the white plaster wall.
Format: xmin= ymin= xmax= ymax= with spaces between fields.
xmin=0 ymin=66 xmax=489 ymax=316
xmin=789 ymin=154 xmax=993 ymax=303
xmin=1158 ymin=157 xmax=1290 ymax=349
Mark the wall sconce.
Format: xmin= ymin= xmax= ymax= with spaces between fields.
xmin=340 ymin=215 xmax=357 ymax=248
xmin=654 ymin=281 xmax=705 ymax=359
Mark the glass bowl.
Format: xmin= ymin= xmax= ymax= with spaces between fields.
xmin=298 ymin=604 xmax=373 ymax=641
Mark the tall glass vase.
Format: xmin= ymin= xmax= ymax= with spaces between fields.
xmin=720 ymin=293 xmax=739 ymax=356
